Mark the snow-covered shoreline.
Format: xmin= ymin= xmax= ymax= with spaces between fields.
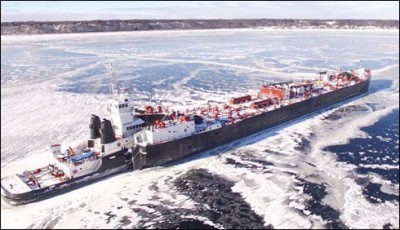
xmin=1 ymin=27 xmax=398 ymax=41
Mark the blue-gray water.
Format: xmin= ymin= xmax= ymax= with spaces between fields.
xmin=325 ymin=109 xmax=399 ymax=203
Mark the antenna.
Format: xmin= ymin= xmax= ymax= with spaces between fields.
xmin=149 ymin=92 xmax=152 ymax=103
xmin=109 ymin=63 xmax=116 ymax=99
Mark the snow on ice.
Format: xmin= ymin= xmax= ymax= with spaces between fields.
xmin=1 ymin=29 xmax=399 ymax=229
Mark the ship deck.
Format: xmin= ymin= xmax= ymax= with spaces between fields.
xmin=136 ymin=71 xmax=370 ymax=148
xmin=1 ymin=165 xmax=70 ymax=196
xmin=25 ymin=165 xmax=69 ymax=187
xmin=1 ymin=174 xmax=32 ymax=195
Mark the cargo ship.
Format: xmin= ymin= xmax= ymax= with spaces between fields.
xmin=131 ymin=68 xmax=371 ymax=169
xmin=1 ymin=67 xmax=370 ymax=205
xmin=0 ymin=83 xmax=165 ymax=205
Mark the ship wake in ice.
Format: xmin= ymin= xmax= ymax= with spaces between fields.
xmin=1 ymin=29 xmax=399 ymax=229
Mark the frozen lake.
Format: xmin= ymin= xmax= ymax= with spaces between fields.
xmin=1 ymin=29 xmax=399 ymax=229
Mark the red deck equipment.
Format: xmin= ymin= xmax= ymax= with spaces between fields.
xmin=229 ymin=95 xmax=251 ymax=104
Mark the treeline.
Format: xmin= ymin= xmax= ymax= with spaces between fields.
xmin=1 ymin=19 xmax=398 ymax=35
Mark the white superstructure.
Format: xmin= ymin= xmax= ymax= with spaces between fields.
xmin=1 ymin=79 xmax=147 ymax=197
xmin=135 ymin=120 xmax=195 ymax=145
xmin=108 ymin=86 xmax=145 ymax=138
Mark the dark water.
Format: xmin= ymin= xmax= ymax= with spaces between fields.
xmin=324 ymin=109 xmax=399 ymax=202
xmin=294 ymin=177 xmax=348 ymax=229
xmin=125 ymin=169 xmax=271 ymax=229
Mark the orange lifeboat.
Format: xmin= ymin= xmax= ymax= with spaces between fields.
xmin=145 ymin=106 xmax=154 ymax=114
xmin=154 ymin=120 xmax=166 ymax=129
xmin=179 ymin=115 xmax=190 ymax=122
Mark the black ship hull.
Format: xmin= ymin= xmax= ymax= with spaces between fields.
xmin=1 ymin=149 xmax=132 ymax=205
xmin=132 ymin=78 xmax=370 ymax=169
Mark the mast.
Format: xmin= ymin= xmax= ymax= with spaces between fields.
xmin=109 ymin=63 xmax=117 ymax=99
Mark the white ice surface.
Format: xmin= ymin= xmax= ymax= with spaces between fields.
xmin=1 ymin=29 xmax=399 ymax=229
